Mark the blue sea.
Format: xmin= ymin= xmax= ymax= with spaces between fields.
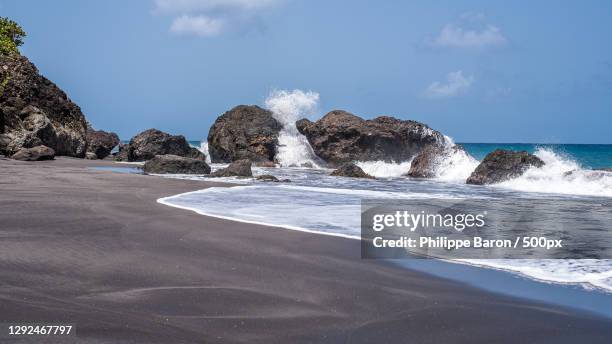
xmin=461 ymin=143 xmax=612 ymax=170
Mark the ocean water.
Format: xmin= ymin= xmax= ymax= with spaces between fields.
xmin=175 ymin=90 xmax=612 ymax=295
xmin=169 ymin=141 xmax=612 ymax=293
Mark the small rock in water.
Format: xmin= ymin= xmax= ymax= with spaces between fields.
xmin=330 ymin=163 xmax=375 ymax=179
xmin=254 ymin=161 xmax=277 ymax=168
xmin=466 ymin=150 xmax=544 ymax=185
xmin=143 ymin=154 xmax=211 ymax=174
xmin=256 ymin=174 xmax=280 ymax=182
xmin=211 ymin=159 xmax=253 ymax=177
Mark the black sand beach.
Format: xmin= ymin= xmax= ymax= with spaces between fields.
xmin=1 ymin=157 xmax=611 ymax=343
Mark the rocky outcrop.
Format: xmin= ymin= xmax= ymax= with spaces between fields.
xmin=211 ymin=159 xmax=252 ymax=177
xmin=296 ymin=110 xmax=446 ymax=165
xmin=330 ymin=163 xmax=374 ymax=179
xmin=86 ymin=126 xmax=119 ymax=159
xmin=0 ymin=55 xmax=88 ymax=157
xmin=466 ymin=150 xmax=544 ymax=185
xmin=11 ymin=145 xmax=55 ymax=161
xmin=143 ymin=154 xmax=211 ymax=174
xmin=208 ymin=105 xmax=281 ymax=163
xmin=407 ymin=145 xmax=467 ymax=178
xmin=127 ymin=129 xmax=204 ymax=162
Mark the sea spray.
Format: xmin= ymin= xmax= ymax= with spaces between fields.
xmin=497 ymin=147 xmax=612 ymax=197
xmin=198 ymin=140 xmax=212 ymax=164
xmin=265 ymin=89 xmax=324 ymax=168
xmin=356 ymin=160 xmax=414 ymax=178
xmin=433 ymin=146 xmax=480 ymax=182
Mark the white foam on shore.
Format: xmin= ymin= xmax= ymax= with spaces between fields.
xmin=460 ymin=259 xmax=612 ymax=292
xmin=158 ymin=186 xmax=360 ymax=240
xmin=157 ymin=182 xmax=612 ymax=293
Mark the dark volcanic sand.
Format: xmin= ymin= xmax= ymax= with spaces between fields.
xmin=0 ymin=157 xmax=611 ymax=343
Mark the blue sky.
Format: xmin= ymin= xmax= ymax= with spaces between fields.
xmin=2 ymin=0 xmax=611 ymax=143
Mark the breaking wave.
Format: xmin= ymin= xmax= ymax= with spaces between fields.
xmin=356 ymin=160 xmax=413 ymax=178
xmin=265 ymin=89 xmax=324 ymax=168
xmin=197 ymin=141 xmax=212 ymax=164
xmin=496 ymin=148 xmax=612 ymax=198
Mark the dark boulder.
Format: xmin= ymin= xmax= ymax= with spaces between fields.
xmin=466 ymin=150 xmax=544 ymax=185
xmin=86 ymin=126 xmax=119 ymax=159
xmin=208 ymin=105 xmax=281 ymax=163
xmin=11 ymin=145 xmax=55 ymax=161
xmin=85 ymin=152 xmax=98 ymax=160
xmin=407 ymin=145 xmax=467 ymax=178
xmin=296 ymin=110 xmax=446 ymax=165
xmin=143 ymin=154 xmax=211 ymax=174
xmin=211 ymin=159 xmax=252 ymax=177
xmin=127 ymin=129 xmax=204 ymax=162
xmin=0 ymin=55 xmax=88 ymax=157
xmin=330 ymin=163 xmax=375 ymax=179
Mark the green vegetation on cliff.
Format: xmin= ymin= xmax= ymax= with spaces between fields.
xmin=0 ymin=17 xmax=26 ymax=55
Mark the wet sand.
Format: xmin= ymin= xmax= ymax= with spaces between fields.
xmin=0 ymin=157 xmax=611 ymax=343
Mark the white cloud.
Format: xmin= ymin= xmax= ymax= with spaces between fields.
xmin=155 ymin=0 xmax=282 ymax=37
xmin=170 ymin=15 xmax=225 ymax=37
xmin=431 ymin=13 xmax=506 ymax=48
xmin=433 ymin=24 xmax=506 ymax=48
xmin=425 ymin=71 xmax=474 ymax=98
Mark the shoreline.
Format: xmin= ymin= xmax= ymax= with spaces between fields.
xmin=1 ymin=157 xmax=611 ymax=342
xmin=158 ymin=184 xmax=612 ymax=318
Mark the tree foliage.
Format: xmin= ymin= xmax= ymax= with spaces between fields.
xmin=0 ymin=17 xmax=26 ymax=55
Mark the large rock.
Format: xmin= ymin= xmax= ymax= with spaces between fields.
xmin=86 ymin=126 xmax=119 ymax=159
xmin=208 ymin=105 xmax=281 ymax=163
xmin=210 ymin=159 xmax=252 ymax=177
xmin=296 ymin=110 xmax=445 ymax=165
xmin=330 ymin=163 xmax=374 ymax=179
xmin=127 ymin=129 xmax=204 ymax=162
xmin=11 ymin=145 xmax=55 ymax=161
xmin=143 ymin=154 xmax=211 ymax=174
xmin=466 ymin=150 xmax=544 ymax=185
xmin=0 ymin=55 xmax=88 ymax=157
xmin=407 ymin=145 xmax=467 ymax=178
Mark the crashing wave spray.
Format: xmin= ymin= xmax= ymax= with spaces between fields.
xmin=265 ymin=89 xmax=324 ymax=168
xmin=431 ymin=136 xmax=480 ymax=182
xmin=198 ymin=140 xmax=212 ymax=164
xmin=497 ymin=147 xmax=612 ymax=197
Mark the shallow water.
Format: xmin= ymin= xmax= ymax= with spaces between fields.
xmin=162 ymin=144 xmax=612 ymax=294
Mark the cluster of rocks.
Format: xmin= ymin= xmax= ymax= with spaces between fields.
xmin=204 ymin=104 xmax=550 ymax=183
xmin=2 ymin=54 xmax=547 ymax=184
